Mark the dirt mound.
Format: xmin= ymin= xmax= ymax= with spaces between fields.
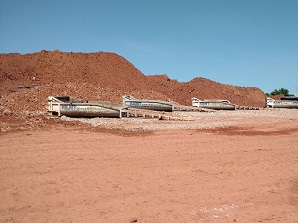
xmin=0 ymin=50 xmax=149 ymax=95
xmin=145 ymin=76 xmax=266 ymax=107
xmin=187 ymin=77 xmax=265 ymax=107
xmin=0 ymin=50 xmax=267 ymax=131
xmin=1 ymin=50 xmax=266 ymax=105
xmin=268 ymin=94 xmax=284 ymax=100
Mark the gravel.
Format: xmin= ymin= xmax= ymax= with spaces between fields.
xmin=59 ymin=109 xmax=298 ymax=131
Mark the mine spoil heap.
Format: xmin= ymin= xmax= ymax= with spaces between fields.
xmin=0 ymin=50 xmax=266 ymax=123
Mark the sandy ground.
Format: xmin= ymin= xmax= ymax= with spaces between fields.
xmin=0 ymin=109 xmax=298 ymax=223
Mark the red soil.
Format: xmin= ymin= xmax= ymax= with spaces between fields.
xmin=1 ymin=50 xmax=297 ymax=223
xmin=1 ymin=119 xmax=297 ymax=223
xmin=0 ymin=50 xmax=266 ymax=108
xmin=0 ymin=50 xmax=267 ymax=132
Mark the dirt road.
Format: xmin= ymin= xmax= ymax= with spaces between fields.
xmin=0 ymin=110 xmax=298 ymax=223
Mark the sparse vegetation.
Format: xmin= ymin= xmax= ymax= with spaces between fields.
xmin=268 ymin=88 xmax=290 ymax=96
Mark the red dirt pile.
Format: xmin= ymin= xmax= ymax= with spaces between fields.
xmin=147 ymin=75 xmax=265 ymax=107
xmin=0 ymin=50 xmax=266 ymax=105
xmin=0 ymin=50 xmax=266 ymax=128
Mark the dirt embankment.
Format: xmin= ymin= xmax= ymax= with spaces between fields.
xmin=0 ymin=50 xmax=267 ymax=132
xmin=146 ymin=75 xmax=265 ymax=107
xmin=1 ymin=50 xmax=266 ymax=106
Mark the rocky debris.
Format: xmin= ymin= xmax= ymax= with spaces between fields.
xmin=54 ymin=109 xmax=298 ymax=132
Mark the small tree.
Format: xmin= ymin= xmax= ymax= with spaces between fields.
xmin=270 ymin=88 xmax=289 ymax=96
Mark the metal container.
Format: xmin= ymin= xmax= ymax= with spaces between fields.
xmin=48 ymin=96 xmax=121 ymax=117
xmin=122 ymin=96 xmax=173 ymax=112
xmin=192 ymin=97 xmax=236 ymax=110
xmin=265 ymin=97 xmax=298 ymax=109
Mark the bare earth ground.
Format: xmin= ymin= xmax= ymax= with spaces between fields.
xmin=0 ymin=109 xmax=298 ymax=223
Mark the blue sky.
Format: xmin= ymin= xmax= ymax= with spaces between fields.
xmin=1 ymin=0 xmax=297 ymax=94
